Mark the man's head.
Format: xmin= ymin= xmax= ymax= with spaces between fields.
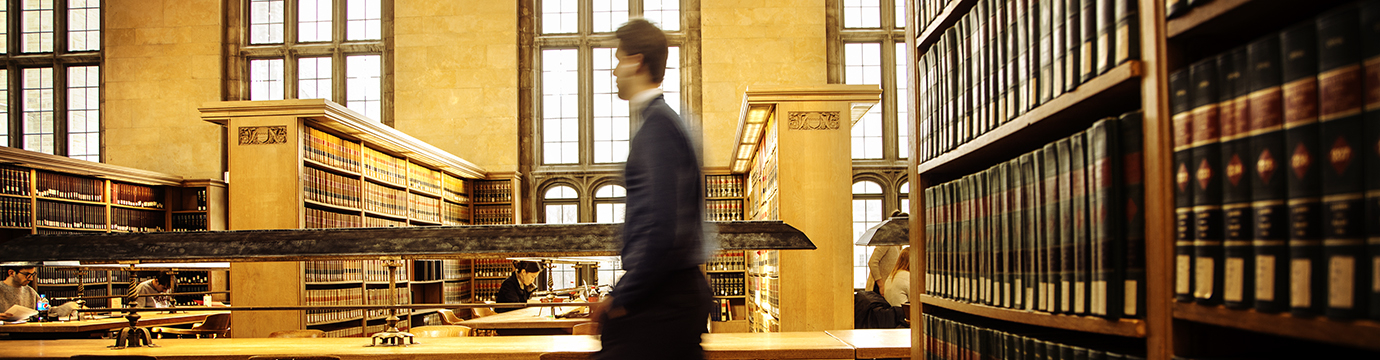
xmin=613 ymin=18 xmax=668 ymax=100
xmin=146 ymin=273 xmax=173 ymax=291
xmin=2 ymin=266 xmax=37 ymax=286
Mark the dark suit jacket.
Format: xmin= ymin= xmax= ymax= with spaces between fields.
xmin=611 ymin=95 xmax=707 ymax=311
xmin=494 ymin=273 xmax=533 ymax=313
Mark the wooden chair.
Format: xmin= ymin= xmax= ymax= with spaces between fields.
xmin=409 ymin=325 xmax=473 ymax=337
xmin=437 ymin=309 xmax=464 ymax=325
xmin=538 ymin=352 xmax=594 ymax=360
xmin=268 ymin=329 xmax=325 ymax=338
xmin=245 ymin=356 xmax=341 ymax=360
xmin=69 ymin=356 xmax=159 ymax=360
xmin=571 ymin=322 xmax=599 ymax=335
xmin=471 ymin=307 xmax=497 ymax=318
xmin=152 ymin=313 xmax=231 ymax=339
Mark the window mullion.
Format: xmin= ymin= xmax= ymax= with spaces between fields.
xmin=53 ymin=62 xmax=67 ymax=156
xmin=54 ymin=0 xmax=67 ymax=55
xmin=880 ymin=38 xmax=897 ymax=161
xmin=578 ymin=45 xmax=593 ymax=166
xmin=332 ymin=47 xmax=344 ymax=104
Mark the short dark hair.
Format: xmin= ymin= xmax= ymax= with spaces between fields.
xmin=616 ymin=18 xmax=669 ymax=84
xmin=514 ymin=261 xmax=543 ymax=273
xmin=3 ymin=266 xmax=36 ymax=278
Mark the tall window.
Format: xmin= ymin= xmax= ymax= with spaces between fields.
xmin=544 ymin=185 xmax=579 ymax=224
xmin=852 ymin=180 xmax=885 ymax=289
xmin=0 ymin=0 xmax=103 ymax=161
xmin=536 ymin=0 xmax=689 ymax=167
xmin=838 ymin=0 xmax=909 ymax=161
xmin=898 ymin=181 xmax=910 ymax=214
xmin=594 ymin=184 xmax=626 ymax=223
xmin=242 ymin=0 xmax=388 ymax=122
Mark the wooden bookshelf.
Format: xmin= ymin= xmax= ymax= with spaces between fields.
xmin=1172 ymin=302 xmax=1380 ymax=352
xmin=1166 ymin=0 xmax=1351 ymax=40
xmin=200 ymin=99 xmax=513 ymax=337
xmin=914 ymin=0 xmax=978 ymax=52
xmin=921 ymin=295 xmax=1147 ymax=338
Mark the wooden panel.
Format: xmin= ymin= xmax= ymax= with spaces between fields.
xmin=826 ymin=329 xmax=912 ymax=358
xmin=1139 ymin=0 xmax=1176 ymax=358
xmin=0 ymin=312 xmax=220 ymax=333
xmin=920 ymin=295 xmax=1147 ymax=337
xmin=1172 ymin=302 xmax=1380 ymax=352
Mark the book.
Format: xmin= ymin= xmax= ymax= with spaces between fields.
xmin=1316 ymin=5 xmax=1368 ymax=320
xmin=1095 ymin=0 xmax=1115 ymax=75
xmin=1031 ymin=147 xmax=1048 ymax=311
xmin=1017 ymin=0 xmax=1034 ymax=115
xmin=1015 ymin=153 xmax=1032 ymax=310
xmin=1362 ymin=0 xmax=1380 ymax=322
xmin=1066 ymin=0 xmax=1085 ymax=90
xmin=1088 ymin=117 xmax=1124 ymax=318
xmin=1171 ymin=68 xmax=1196 ymax=303
xmin=1282 ymin=21 xmax=1325 ymax=317
xmin=1071 ymin=131 xmax=1091 ymax=314
xmin=1249 ymin=33 xmax=1291 ymax=313
xmin=1057 ymin=137 xmax=1075 ymax=313
xmin=1220 ymin=46 xmax=1256 ymax=309
xmin=1120 ymin=111 xmax=1146 ymax=318
xmin=1080 ymin=0 xmax=1098 ymax=83
xmin=1053 ymin=0 xmax=1069 ymax=99
xmin=1040 ymin=0 xmax=1056 ymax=104
xmin=1043 ymin=141 xmax=1062 ymax=312
xmin=1191 ymin=58 xmax=1225 ymax=305
xmin=1114 ymin=0 xmax=1139 ymax=66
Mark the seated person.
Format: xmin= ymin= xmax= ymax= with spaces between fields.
xmin=883 ymin=246 xmax=911 ymax=307
xmin=0 ymin=264 xmax=40 ymax=321
xmin=128 ymin=273 xmax=173 ymax=308
xmin=495 ymin=261 xmax=542 ymax=313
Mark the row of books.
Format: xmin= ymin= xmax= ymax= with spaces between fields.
xmin=417 ymin=312 xmax=445 ymax=326
xmin=1169 ymin=3 xmax=1380 ymax=320
xmin=915 ymin=0 xmax=1140 ymax=163
xmin=306 ymin=286 xmax=365 ymax=324
xmin=175 ymin=273 xmax=210 ymax=284
xmin=444 ymin=175 xmax=469 ymax=204
xmin=190 ymin=188 xmax=208 ymax=211
xmin=36 ymin=171 xmax=103 ymax=202
xmin=474 ymin=259 xmax=517 ymax=278
xmin=362 ymin=145 xmax=406 ymax=187
xmin=923 ymin=313 xmax=1145 ymax=360
xmin=444 ymin=202 xmax=470 ymax=225
xmin=362 ymin=181 xmax=408 ymax=217
xmin=364 ymin=215 xmax=406 ymax=228
xmin=111 ymin=208 xmax=164 ymax=232
xmin=304 ymin=126 xmax=362 ymax=173
xmin=924 ymin=112 xmax=1146 ymax=319
xmin=444 ymin=281 xmax=470 ymax=303
xmin=0 ymin=196 xmax=32 ymax=227
xmin=408 ymin=193 xmax=441 ymax=223
xmin=710 ymin=273 xmax=744 ymax=297
xmin=33 ymin=267 xmax=109 ymax=285
xmin=408 ymin=162 xmax=444 ymax=196
xmin=319 ymin=325 xmax=367 ymax=338
xmin=41 ymin=288 xmax=109 ymax=308
xmin=707 ymin=199 xmax=744 ymax=221
xmin=305 ymin=208 xmax=362 ymax=228
xmin=171 ymin=213 xmax=208 ymax=232
xmin=111 ymin=183 xmax=163 ymax=209
xmin=364 ymin=288 xmax=413 ymax=319
xmin=711 ymin=298 xmax=737 ymax=322
xmin=748 ymin=273 xmax=780 ymax=320
xmin=471 ymin=279 xmax=505 ymax=302
xmin=304 ymin=260 xmax=413 ymax=283
xmin=413 ymin=260 xmax=469 ymax=281
xmin=305 ymin=166 xmax=361 ymax=209
xmin=36 ymin=201 xmax=106 ymax=229
xmin=473 ymin=205 xmax=514 ymax=225
xmin=708 ymin=251 xmax=746 ymax=271
xmin=473 ymin=180 xmax=513 ymax=203
xmin=0 ymin=165 xmax=31 ymax=196
xmin=706 ymin=174 xmax=743 ymax=198
xmin=171 ymin=284 xmax=209 ymax=306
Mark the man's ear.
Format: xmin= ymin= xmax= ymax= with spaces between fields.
xmin=627 ymin=53 xmax=647 ymax=74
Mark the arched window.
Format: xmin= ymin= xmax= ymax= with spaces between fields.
xmin=594 ymin=184 xmax=626 ymax=223
xmin=852 ymin=180 xmax=885 ymax=289
xmin=898 ymin=181 xmax=910 ymax=215
xmin=544 ymin=185 xmax=579 ymax=224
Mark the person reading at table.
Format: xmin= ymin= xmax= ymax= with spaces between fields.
xmin=0 ymin=265 xmax=39 ymax=320
xmin=128 ymin=273 xmax=172 ymax=308
xmin=495 ymin=261 xmax=542 ymax=313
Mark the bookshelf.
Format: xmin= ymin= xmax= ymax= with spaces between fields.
xmin=200 ymin=99 xmax=516 ymax=337
xmin=908 ymin=0 xmax=1380 ymax=358
xmin=728 ymin=85 xmax=882 ymax=333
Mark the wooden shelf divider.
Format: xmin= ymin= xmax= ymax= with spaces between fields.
xmin=920 ymin=295 xmax=1147 ymax=338
xmin=1165 ymin=0 xmax=1253 ymax=38
xmin=1171 ymin=302 xmax=1380 ymax=352
xmin=918 ymin=60 xmax=1143 ymax=177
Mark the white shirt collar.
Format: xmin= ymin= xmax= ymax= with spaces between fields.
xmin=629 ymin=88 xmax=664 ymax=114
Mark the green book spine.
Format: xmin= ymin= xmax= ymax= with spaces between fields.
xmin=1282 ymin=21 xmax=1324 ymax=317
xmin=1220 ymin=46 xmax=1256 ymax=310
xmin=1039 ymin=0 xmax=1055 ymax=104
xmin=1090 ymin=117 xmax=1125 ymax=318
xmin=1191 ymin=57 xmax=1225 ymax=305
xmin=1043 ymin=142 xmax=1061 ymax=312
xmin=979 ymin=170 xmax=992 ymax=305
xmin=1017 ymin=0 xmax=1033 ymax=115
xmin=1171 ymin=68 xmax=1196 ymax=302
xmin=1052 ymin=0 xmax=1068 ymax=99
xmin=1360 ymin=0 xmax=1380 ymax=322
xmin=1065 ymin=0 xmax=1084 ymax=91
xmin=1002 ymin=161 xmax=1015 ymax=308
xmin=1114 ymin=0 xmax=1139 ymax=66
xmin=1030 ymin=148 xmax=1047 ymax=311
xmin=1058 ymin=136 xmax=1075 ymax=313
xmin=1080 ymin=0 xmax=1098 ymax=82
xmin=1072 ymin=131 xmax=1091 ymax=315
xmin=1000 ymin=0 xmax=1014 ymax=124
xmin=1120 ymin=110 xmax=1146 ymax=318
xmin=1096 ymin=0 xmax=1115 ymax=74
xmin=1015 ymin=153 xmax=1031 ymax=310
xmin=1316 ymin=5 xmax=1368 ymax=320
xmin=1248 ymin=33 xmax=1289 ymax=313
